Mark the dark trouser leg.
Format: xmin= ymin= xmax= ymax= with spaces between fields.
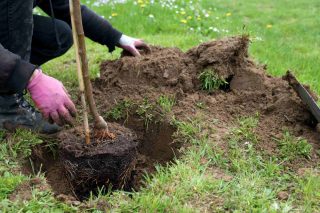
xmin=0 ymin=0 xmax=33 ymax=61
xmin=30 ymin=15 xmax=73 ymax=66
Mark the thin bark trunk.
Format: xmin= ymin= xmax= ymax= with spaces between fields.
xmin=69 ymin=0 xmax=90 ymax=144
xmin=69 ymin=0 xmax=108 ymax=133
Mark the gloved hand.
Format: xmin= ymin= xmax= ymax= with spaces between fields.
xmin=118 ymin=34 xmax=149 ymax=56
xmin=27 ymin=69 xmax=76 ymax=126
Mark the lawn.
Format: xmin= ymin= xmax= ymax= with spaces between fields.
xmin=1 ymin=0 xmax=320 ymax=212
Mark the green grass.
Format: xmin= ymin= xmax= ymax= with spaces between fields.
xmin=106 ymin=99 xmax=133 ymax=120
xmin=0 ymin=172 xmax=26 ymax=200
xmin=157 ymin=95 xmax=176 ymax=114
xmin=136 ymin=98 xmax=155 ymax=129
xmin=199 ymin=69 xmax=228 ymax=92
xmin=1 ymin=0 xmax=320 ymax=212
xmin=275 ymin=130 xmax=313 ymax=161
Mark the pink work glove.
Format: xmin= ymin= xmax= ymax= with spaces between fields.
xmin=118 ymin=34 xmax=149 ymax=56
xmin=27 ymin=69 xmax=76 ymax=126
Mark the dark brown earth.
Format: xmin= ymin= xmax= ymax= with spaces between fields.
xmin=26 ymin=36 xmax=320 ymax=201
xmin=96 ymin=35 xmax=320 ymax=169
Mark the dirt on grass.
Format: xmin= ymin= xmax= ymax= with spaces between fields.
xmin=25 ymin=36 xmax=320 ymax=202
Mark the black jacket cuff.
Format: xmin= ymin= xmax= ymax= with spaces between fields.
xmin=6 ymin=60 xmax=37 ymax=94
xmin=106 ymin=29 xmax=122 ymax=52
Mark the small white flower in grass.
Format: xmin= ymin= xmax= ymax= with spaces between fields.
xmin=244 ymin=141 xmax=250 ymax=146
xmin=271 ymin=202 xmax=280 ymax=210
xmin=210 ymin=27 xmax=219 ymax=32
xmin=149 ymin=14 xmax=154 ymax=19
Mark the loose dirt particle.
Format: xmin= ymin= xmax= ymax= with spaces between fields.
xmin=277 ymin=191 xmax=289 ymax=201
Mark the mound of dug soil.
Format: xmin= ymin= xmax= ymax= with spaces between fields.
xmin=96 ymin=36 xmax=319 ymax=166
xmin=29 ymin=36 xmax=320 ymax=202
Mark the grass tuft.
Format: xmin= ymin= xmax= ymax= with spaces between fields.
xmin=0 ymin=172 xmax=26 ymax=200
xmin=172 ymin=117 xmax=202 ymax=141
xmin=157 ymin=95 xmax=176 ymax=113
xmin=199 ymin=69 xmax=228 ymax=92
xmin=275 ymin=130 xmax=312 ymax=161
xmin=7 ymin=129 xmax=43 ymax=159
xmin=136 ymin=98 xmax=155 ymax=129
xmin=229 ymin=114 xmax=260 ymax=149
xmin=106 ymin=99 xmax=133 ymax=121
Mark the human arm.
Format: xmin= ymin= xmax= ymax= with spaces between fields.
xmin=37 ymin=0 xmax=122 ymax=52
xmin=0 ymin=43 xmax=36 ymax=94
xmin=37 ymin=0 xmax=149 ymax=56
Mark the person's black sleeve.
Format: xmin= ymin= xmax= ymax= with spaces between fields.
xmin=37 ymin=0 xmax=122 ymax=52
xmin=0 ymin=43 xmax=36 ymax=94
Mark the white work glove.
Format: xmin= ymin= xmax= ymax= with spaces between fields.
xmin=118 ymin=35 xmax=149 ymax=56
